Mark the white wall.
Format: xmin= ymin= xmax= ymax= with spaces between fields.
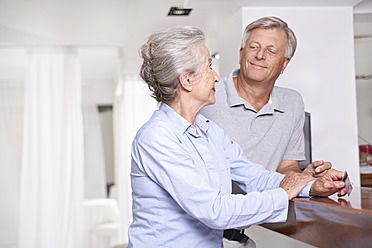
xmin=0 ymin=82 xmax=23 ymax=248
xmin=218 ymin=6 xmax=360 ymax=186
xmin=217 ymin=8 xmax=242 ymax=77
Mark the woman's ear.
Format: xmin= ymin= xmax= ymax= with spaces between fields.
xmin=179 ymin=74 xmax=192 ymax=92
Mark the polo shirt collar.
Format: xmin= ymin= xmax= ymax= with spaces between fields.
xmin=270 ymin=87 xmax=285 ymax=113
xmin=226 ymin=69 xmax=285 ymax=113
xmin=226 ymin=69 xmax=245 ymax=107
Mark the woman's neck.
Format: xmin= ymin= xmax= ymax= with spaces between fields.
xmin=168 ymin=98 xmax=200 ymax=127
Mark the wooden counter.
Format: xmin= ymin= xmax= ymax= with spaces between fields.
xmin=261 ymin=187 xmax=372 ymax=248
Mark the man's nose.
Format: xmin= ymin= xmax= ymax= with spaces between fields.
xmin=256 ymin=48 xmax=266 ymax=60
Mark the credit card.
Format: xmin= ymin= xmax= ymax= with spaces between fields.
xmin=342 ymin=170 xmax=353 ymax=196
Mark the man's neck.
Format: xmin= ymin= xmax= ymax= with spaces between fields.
xmin=234 ymin=77 xmax=275 ymax=112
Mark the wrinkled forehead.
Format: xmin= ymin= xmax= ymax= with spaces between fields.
xmin=247 ymin=28 xmax=287 ymax=47
xmin=197 ymin=44 xmax=212 ymax=66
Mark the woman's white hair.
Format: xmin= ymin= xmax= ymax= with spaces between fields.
xmin=241 ymin=16 xmax=297 ymax=59
xmin=139 ymin=26 xmax=206 ymax=103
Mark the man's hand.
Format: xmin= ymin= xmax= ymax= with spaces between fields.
xmin=303 ymin=160 xmax=332 ymax=178
xmin=280 ymin=172 xmax=314 ymax=200
xmin=310 ymin=169 xmax=348 ymax=197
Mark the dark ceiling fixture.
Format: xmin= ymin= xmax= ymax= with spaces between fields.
xmin=167 ymin=7 xmax=193 ymax=16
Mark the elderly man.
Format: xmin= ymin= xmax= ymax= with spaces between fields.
xmin=200 ymin=16 xmax=332 ymax=247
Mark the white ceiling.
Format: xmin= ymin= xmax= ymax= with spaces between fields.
xmin=0 ymin=0 xmax=220 ymax=84
xmin=0 ymin=0 xmax=371 ymax=85
xmin=185 ymin=0 xmax=365 ymax=8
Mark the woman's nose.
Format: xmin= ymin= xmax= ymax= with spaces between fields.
xmin=214 ymin=70 xmax=220 ymax=83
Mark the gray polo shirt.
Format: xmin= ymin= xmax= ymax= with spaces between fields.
xmin=200 ymin=69 xmax=305 ymax=171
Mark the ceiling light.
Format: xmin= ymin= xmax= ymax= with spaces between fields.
xmin=168 ymin=7 xmax=193 ymax=16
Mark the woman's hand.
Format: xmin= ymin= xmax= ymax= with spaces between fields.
xmin=280 ymin=172 xmax=314 ymax=200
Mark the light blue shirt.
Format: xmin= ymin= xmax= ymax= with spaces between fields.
xmin=128 ymin=103 xmax=312 ymax=248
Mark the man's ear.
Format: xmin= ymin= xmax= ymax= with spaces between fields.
xmin=239 ymin=48 xmax=243 ymax=65
xmin=280 ymin=58 xmax=290 ymax=74
xmin=179 ymin=74 xmax=192 ymax=92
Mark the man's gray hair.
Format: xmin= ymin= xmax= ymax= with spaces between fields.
xmin=139 ymin=26 xmax=206 ymax=103
xmin=241 ymin=16 xmax=297 ymax=59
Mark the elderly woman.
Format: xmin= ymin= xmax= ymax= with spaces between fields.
xmin=128 ymin=26 xmax=347 ymax=248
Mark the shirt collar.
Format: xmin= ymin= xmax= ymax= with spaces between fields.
xmin=226 ymin=69 xmax=245 ymax=107
xmin=270 ymin=87 xmax=285 ymax=113
xmin=159 ymin=103 xmax=210 ymax=135
xmin=226 ymin=69 xmax=285 ymax=113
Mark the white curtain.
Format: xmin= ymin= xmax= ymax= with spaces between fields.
xmin=19 ymin=48 xmax=84 ymax=248
xmin=82 ymin=104 xmax=107 ymax=199
xmin=113 ymin=75 xmax=157 ymax=244
xmin=0 ymin=82 xmax=24 ymax=247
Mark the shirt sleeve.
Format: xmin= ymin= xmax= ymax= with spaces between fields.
xmin=216 ymin=123 xmax=313 ymax=198
xmin=132 ymin=123 xmax=289 ymax=230
xmin=298 ymin=180 xmax=314 ymax=197
xmin=282 ymin=91 xmax=306 ymax=161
